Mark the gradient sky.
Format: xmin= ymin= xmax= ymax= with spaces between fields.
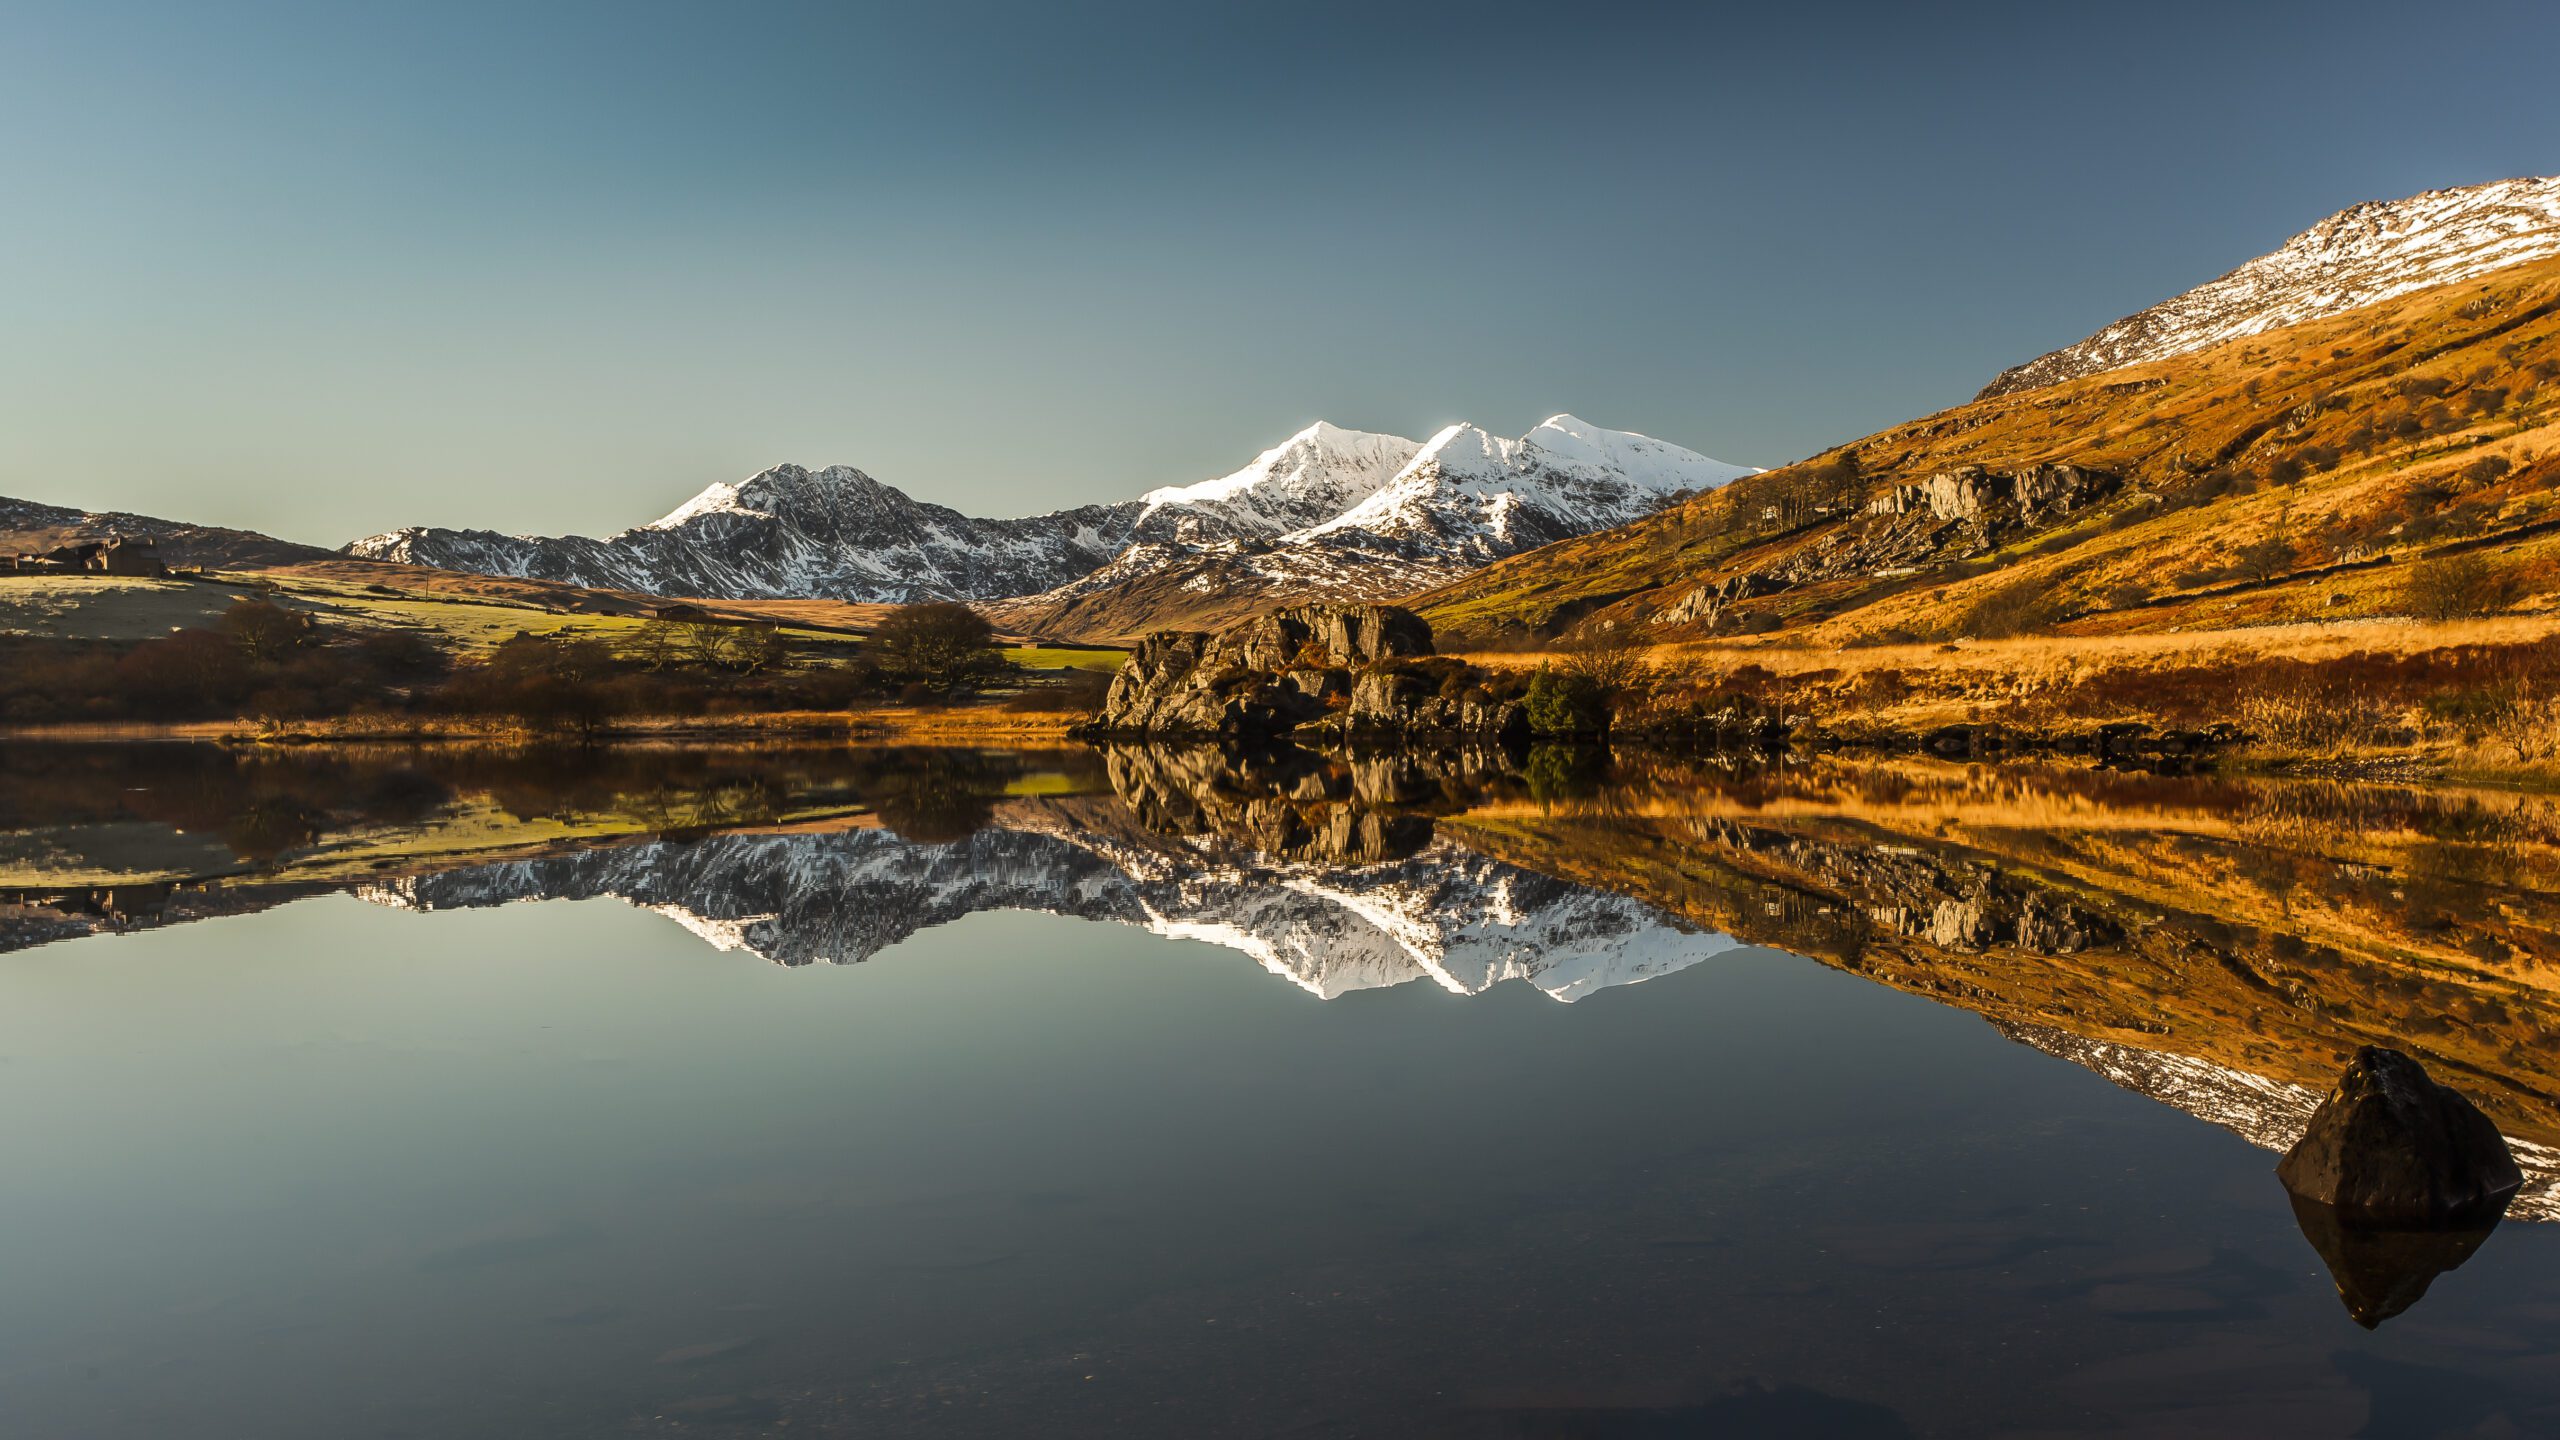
xmin=6 ymin=0 xmax=2559 ymax=545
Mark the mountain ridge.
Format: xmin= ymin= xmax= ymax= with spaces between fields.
xmin=1981 ymin=174 xmax=2560 ymax=398
xmin=343 ymin=416 xmax=1752 ymax=628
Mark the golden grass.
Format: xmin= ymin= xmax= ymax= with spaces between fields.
xmin=1415 ymin=254 xmax=2560 ymax=645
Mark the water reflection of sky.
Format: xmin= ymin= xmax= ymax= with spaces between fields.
xmin=6 ymin=890 xmax=2560 ymax=1437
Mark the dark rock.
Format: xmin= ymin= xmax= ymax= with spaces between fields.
xmin=2276 ymin=1047 xmax=2522 ymax=1226
xmin=1090 ymin=602 xmax=1519 ymax=741
xmin=2286 ymin=1192 xmax=2500 ymax=1328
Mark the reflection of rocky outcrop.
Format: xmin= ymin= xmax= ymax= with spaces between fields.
xmin=1687 ymin=818 xmax=2119 ymax=956
xmin=1102 ymin=745 xmax=1435 ymax=865
xmin=1095 ymin=743 xmax=1526 ymax=866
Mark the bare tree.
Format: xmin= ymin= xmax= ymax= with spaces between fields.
xmin=1557 ymin=623 xmax=1651 ymax=704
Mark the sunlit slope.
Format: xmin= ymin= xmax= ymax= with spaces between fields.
xmin=1414 ymin=254 xmax=2560 ymax=644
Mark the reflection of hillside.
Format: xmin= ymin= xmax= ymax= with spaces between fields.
xmin=1449 ymin=758 xmax=2560 ymax=1146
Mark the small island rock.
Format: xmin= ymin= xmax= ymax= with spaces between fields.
xmin=2276 ymin=1047 xmax=2523 ymax=1226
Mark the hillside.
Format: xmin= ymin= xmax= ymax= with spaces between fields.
xmin=1414 ymin=251 xmax=2560 ymax=656
xmin=0 ymin=496 xmax=333 ymax=570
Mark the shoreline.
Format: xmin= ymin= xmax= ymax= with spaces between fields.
xmin=0 ymin=705 xmax=1087 ymax=749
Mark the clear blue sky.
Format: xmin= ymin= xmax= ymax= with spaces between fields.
xmin=5 ymin=0 xmax=2557 ymax=544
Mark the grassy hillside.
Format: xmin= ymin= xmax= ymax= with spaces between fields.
xmin=1415 ymin=254 xmax=2560 ymax=647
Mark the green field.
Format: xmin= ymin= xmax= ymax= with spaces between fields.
xmin=1002 ymin=644 xmax=1125 ymax=672
xmin=2 ymin=574 xmax=1118 ymax=678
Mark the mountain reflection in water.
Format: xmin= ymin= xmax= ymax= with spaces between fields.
xmin=8 ymin=740 xmax=2560 ymax=1311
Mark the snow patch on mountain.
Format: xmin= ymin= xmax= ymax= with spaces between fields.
xmin=1981 ymin=175 xmax=2560 ymax=398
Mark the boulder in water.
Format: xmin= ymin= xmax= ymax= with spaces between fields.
xmin=2275 ymin=1047 xmax=2522 ymax=1225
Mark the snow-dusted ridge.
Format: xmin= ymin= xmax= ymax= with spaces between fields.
xmin=1000 ymin=415 xmax=1758 ymax=624
xmin=344 ymin=416 xmax=1752 ymax=607
xmin=355 ymin=818 xmax=1731 ymax=1004
xmin=1982 ymin=175 xmax=2560 ymax=398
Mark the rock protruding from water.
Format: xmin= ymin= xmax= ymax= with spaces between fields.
xmin=1090 ymin=603 xmax=1522 ymax=741
xmin=2275 ymin=1047 xmax=2523 ymax=1225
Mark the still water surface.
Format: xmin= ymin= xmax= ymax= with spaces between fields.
xmin=4 ymin=744 xmax=2559 ymax=1437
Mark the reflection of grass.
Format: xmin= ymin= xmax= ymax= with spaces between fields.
xmin=1001 ymin=771 xmax=1098 ymax=797
xmin=1447 ymin=766 xmax=2560 ymax=1145
xmin=1003 ymin=645 xmax=1124 ymax=672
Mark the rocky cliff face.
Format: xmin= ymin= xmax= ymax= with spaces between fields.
xmin=1656 ymin=463 xmax=2117 ymax=625
xmin=1980 ymin=175 xmax=2560 ymax=398
xmin=1094 ymin=602 xmax=1440 ymax=738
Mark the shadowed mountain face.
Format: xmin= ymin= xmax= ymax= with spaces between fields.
xmin=7 ymin=743 xmax=2558 ymax=1241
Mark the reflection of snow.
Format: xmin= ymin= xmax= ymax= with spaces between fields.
xmin=2000 ymin=1021 xmax=2560 ymax=1223
xmin=357 ymin=823 xmax=1735 ymax=1005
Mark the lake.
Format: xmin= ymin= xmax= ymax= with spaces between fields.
xmin=5 ymin=742 xmax=2559 ymax=1437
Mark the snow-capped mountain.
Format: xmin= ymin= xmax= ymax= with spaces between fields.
xmin=342 ymin=416 xmax=1749 ymax=618
xmin=992 ymin=415 xmax=1755 ymax=640
xmin=345 ymin=464 xmax=1144 ymax=603
xmin=1300 ymin=415 xmax=1754 ymax=560
xmin=357 ymin=810 xmax=1731 ymax=1003
xmin=1980 ymin=175 xmax=2560 ymax=398
xmin=1128 ymin=421 xmax=1423 ymax=544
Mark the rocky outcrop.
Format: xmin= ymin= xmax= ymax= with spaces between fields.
xmin=1089 ymin=603 xmax=1521 ymax=740
xmin=2277 ymin=1047 xmax=2524 ymax=1225
xmin=1345 ymin=667 xmax=1530 ymax=742
xmin=1652 ymin=464 xmax=2118 ymax=629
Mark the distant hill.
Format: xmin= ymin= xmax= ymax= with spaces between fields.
xmin=0 ymin=496 xmax=331 ymax=570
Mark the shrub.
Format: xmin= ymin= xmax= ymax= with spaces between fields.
xmin=1523 ymin=664 xmax=1608 ymax=737
xmin=870 ymin=603 xmax=1002 ymax=689
xmin=2402 ymin=552 xmax=2524 ymax=621
xmin=1953 ymin=577 xmax=2065 ymax=639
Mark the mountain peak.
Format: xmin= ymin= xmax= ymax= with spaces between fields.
xmin=1134 ymin=421 xmax=1423 ymax=540
xmin=1981 ymin=174 xmax=2560 ymax=397
xmin=647 ymin=463 xmax=886 ymax=531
